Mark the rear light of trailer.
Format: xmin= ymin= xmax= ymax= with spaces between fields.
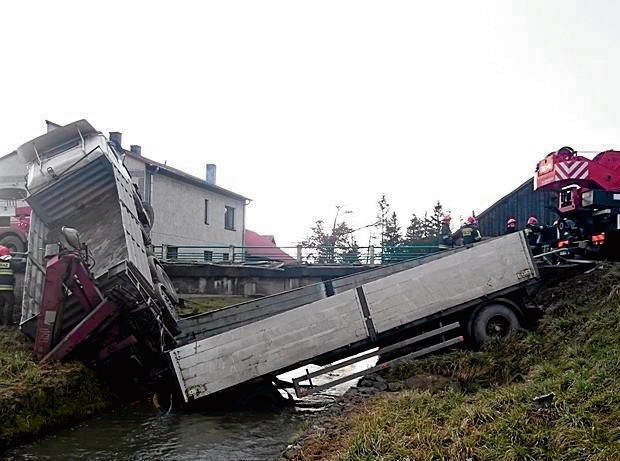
xmin=557 ymin=240 xmax=570 ymax=248
xmin=592 ymin=233 xmax=606 ymax=245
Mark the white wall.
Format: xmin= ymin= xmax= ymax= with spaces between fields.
xmin=149 ymin=173 xmax=245 ymax=247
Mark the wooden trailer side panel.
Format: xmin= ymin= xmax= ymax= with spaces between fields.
xmin=170 ymin=289 xmax=368 ymax=401
xmin=363 ymin=232 xmax=537 ymax=333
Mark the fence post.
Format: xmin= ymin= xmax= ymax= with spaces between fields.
xmin=229 ymin=245 xmax=235 ymax=262
xmin=162 ymin=244 xmax=168 ymax=261
xmin=369 ymin=245 xmax=375 ymax=265
xmin=296 ymin=245 xmax=303 ymax=263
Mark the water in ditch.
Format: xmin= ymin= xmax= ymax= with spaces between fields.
xmin=5 ymin=357 xmax=376 ymax=460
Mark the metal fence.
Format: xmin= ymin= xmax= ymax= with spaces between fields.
xmin=153 ymin=243 xmax=440 ymax=265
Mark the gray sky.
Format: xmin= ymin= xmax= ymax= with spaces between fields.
xmin=1 ymin=1 xmax=619 ymax=246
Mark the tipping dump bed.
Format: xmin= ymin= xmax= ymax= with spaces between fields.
xmin=170 ymin=232 xmax=538 ymax=401
xmin=20 ymin=126 xmax=152 ymax=326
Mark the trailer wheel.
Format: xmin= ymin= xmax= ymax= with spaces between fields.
xmin=155 ymin=283 xmax=180 ymax=334
xmin=472 ymin=303 xmax=520 ymax=346
xmin=149 ymin=256 xmax=179 ymax=304
xmin=0 ymin=234 xmax=25 ymax=254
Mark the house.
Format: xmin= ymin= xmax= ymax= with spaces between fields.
xmin=244 ymin=229 xmax=297 ymax=264
xmin=111 ymin=133 xmax=250 ymax=252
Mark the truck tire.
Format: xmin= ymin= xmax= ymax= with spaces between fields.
xmin=155 ymin=283 xmax=180 ymax=334
xmin=0 ymin=234 xmax=25 ymax=254
xmin=472 ymin=303 xmax=520 ymax=347
xmin=149 ymin=256 xmax=179 ymax=304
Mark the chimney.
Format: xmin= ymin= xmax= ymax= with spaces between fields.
xmin=109 ymin=131 xmax=122 ymax=149
xmin=206 ymin=164 xmax=217 ymax=185
xmin=130 ymin=145 xmax=142 ymax=155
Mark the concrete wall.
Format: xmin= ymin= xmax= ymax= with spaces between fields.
xmin=165 ymin=263 xmax=369 ymax=297
xmin=173 ymin=275 xmax=320 ymax=297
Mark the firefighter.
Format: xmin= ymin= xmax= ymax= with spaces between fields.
xmin=505 ymin=218 xmax=517 ymax=234
xmin=524 ymin=216 xmax=541 ymax=246
xmin=438 ymin=214 xmax=453 ymax=248
xmin=0 ymin=245 xmax=15 ymax=326
xmin=454 ymin=217 xmax=482 ymax=245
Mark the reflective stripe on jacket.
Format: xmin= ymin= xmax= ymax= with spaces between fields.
xmin=0 ymin=260 xmax=14 ymax=291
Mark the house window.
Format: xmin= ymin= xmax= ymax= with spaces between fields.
xmin=204 ymin=250 xmax=213 ymax=261
xmin=222 ymin=253 xmax=229 ymax=261
xmin=224 ymin=206 xmax=235 ymax=230
xmin=204 ymin=199 xmax=209 ymax=225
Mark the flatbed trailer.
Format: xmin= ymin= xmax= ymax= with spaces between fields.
xmin=170 ymin=232 xmax=539 ymax=402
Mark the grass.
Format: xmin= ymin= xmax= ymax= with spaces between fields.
xmin=295 ymin=265 xmax=620 ymax=460
xmin=0 ymin=327 xmax=111 ymax=450
xmin=178 ymin=296 xmax=251 ymax=316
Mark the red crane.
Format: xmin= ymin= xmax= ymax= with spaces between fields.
xmin=534 ymin=146 xmax=620 ymax=254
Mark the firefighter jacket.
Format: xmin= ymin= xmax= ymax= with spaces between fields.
xmin=459 ymin=224 xmax=482 ymax=245
xmin=524 ymin=224 xmax=541 ymax=246
xmin=440 ymin=223 xmax=453 ymax=246
xmin=0 ymin=258 xmax=15 ymax=292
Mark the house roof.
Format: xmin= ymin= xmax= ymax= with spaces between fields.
xmin=125 ymin=151 xmax=250 ymax=202
xmin=476 ymin=178 xmax=533 ymax=220
xmin=244 ymin=229 xmax=297 ymax=264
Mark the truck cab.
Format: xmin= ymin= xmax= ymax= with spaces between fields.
xmin=0 ymin=187 xmax=30 ymax=253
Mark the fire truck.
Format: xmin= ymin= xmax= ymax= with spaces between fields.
xmin=0 ymin=187 xmax=30 ymax=253
xmin=534 ymin=146 xmax=620 ymax=255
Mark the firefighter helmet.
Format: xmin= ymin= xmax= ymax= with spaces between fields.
xmin=466 ymin=216 xmax=477 ymax=225
xmin=441 ymin=214 xmax=452 ymax=224
xmin=0 ymin=245 xmax=11 ymax=257
xmin=527 ymin=216 xmax=538 ymax=225
xmin=506 ymin=218 xmax=517 ymax=227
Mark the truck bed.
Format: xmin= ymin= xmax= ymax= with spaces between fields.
xmin=170 ymin=232 xmax=538 ymax=401
xmin=174 ymin=246 xmax=468 ymax=345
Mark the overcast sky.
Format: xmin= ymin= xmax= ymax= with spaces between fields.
xmin=1 ymin=1 xmax=619 ymax=246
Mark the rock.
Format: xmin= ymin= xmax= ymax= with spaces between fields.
xmin=388 ymin=381 xmax=404 ymax=392
xmin=358 ymin=378 xmax=375 ymax=388
xmin=281 ymin=444 xmax=301 ymax=459
xmin=374 ymin=374 xmax=386 ymax=383
xmin=374 ymin=380 xmax=388 ymax=391
xmin=403 ymin=373 xmax=453 ymax=393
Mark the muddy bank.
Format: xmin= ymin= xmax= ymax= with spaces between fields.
xmin=285 ymin=265 xmax=620 ymax=460
xmin=0 ymin=327 xmax=112 ymax=451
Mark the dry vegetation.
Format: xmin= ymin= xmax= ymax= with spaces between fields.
xmin=0 ymin=327 xmax=111 ymax=450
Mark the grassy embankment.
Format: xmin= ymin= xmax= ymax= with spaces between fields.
xmin=0 ymin=327 xmax=111 ymax=450
xmin=178 ymin=296 xmax=251 ymax=316
xmin=296 ymin=265 xmax=620 ymax=460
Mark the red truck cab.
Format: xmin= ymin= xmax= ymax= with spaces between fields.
xmin=0 ymin=187 xmax=30 ymax=253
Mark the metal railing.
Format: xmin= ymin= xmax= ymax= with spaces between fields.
xmin=153 ymin=243 xmax=441 ymax=265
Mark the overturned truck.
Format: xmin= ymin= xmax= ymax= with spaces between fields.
xmin=18 ymin=120 xmax=179 ymax=389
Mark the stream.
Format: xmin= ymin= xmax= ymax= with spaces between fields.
xmin=5 ymin=357 xmax=377 ymax=460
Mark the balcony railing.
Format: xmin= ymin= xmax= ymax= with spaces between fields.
xmin=153 ymin=243 xmax=441 ymax=265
